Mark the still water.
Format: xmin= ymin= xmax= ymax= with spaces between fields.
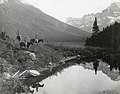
xmin=35 ymin=65 xmax=120 ymax=94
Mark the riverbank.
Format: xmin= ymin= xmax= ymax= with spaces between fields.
xmin=23 ymin=56 xmax=78 ymax=86
xmin=24 ymin=57 xmax=120 ymax=87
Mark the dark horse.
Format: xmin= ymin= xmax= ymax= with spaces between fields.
xmin=38 ymin=39 xmax=43 ymax=43
xmin=16 ymin=35 xmax=21 ymax=41
xmin=19 ymin=41 xmax=33 ymax=48
xmin=30 ymin=39 xmax=43 ymax=44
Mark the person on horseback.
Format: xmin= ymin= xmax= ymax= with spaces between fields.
xmin=26 ymin=36 xmax=30 ymax=43
xmin=24 ymin=37 xmax=27 ymax=47
xmin=35 ymin=35 xmax=38 ymax=43
xmin=35 ymin=35 xmax=38 ymax=45
xmin=16 ymin=30 xmax=21 ymax=42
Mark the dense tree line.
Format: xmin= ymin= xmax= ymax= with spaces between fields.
xmin=85 ymin=20 xmax=120 ymax=49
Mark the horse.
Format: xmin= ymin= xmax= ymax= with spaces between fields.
xmin=38 ymin=39 xmax=43 ymax=43
xmin=19 ymin=41 xmax=33 ymax=48
xmin=19 ymin=42 xmax=26 ymax=48
xmin=16 ymin=35 xmax=21 ymax=41
xmin=30 ymin=39 xmax=37 ymax=43
xmin=27 ymin=41 xmax=33 ymax=48
xmin=30 ymin=38 xmax=43 ymax=44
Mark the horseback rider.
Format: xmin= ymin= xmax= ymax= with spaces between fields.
xmin=26 ymin=36 xmax=30 ymax=43
xmin=24 ymin=37 xmax=27 ymax=47
xmin=35 ymin=35 xmax=38 ymax=43
xmin=24 ymin=36 xmax=31 ymax=48
xmin=16 ymin=30 xmax=21 ymax=42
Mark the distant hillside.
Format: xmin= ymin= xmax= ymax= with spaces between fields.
xmin=0 ymin=0 xmax=90 ymax=42
xmin=66 ymin=2 xmax=120 ymax=32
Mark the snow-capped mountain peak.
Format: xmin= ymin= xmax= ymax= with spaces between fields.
xmin=66 ymin=2 xmax=120 ymax=32
xmin=113 ymin=2 xmax=120 ymax=8
xmin=107 ymin=2 xmax=120 ymax=12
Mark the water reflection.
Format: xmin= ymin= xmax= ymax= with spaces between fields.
xmin=35 ymin=65 xmax=120 ymax=94
xmin=102 ymin=54 xmax=120 ymax=73
xmin=79 ymin=53 xmax=120 ymax=75
xmin=93 ymin=60 xmax=99 ymax=75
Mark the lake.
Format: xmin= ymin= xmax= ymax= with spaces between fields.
xmin=60 ymin=42 xmax=85 ymax=48
xmin=47 ymin=42 xmax=85 ymax=48
xmin=33 ymin=65 xmax=120 ymax=94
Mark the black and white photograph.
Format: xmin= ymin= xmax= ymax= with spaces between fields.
xmin=0 ymin=0 xmax=120 ymax=94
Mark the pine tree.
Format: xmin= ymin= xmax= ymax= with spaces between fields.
xmin=92 ymin=17 xmax=99 ymax=35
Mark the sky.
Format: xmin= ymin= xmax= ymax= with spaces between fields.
xmin=22 ymin=0 xmax=120 ymax=22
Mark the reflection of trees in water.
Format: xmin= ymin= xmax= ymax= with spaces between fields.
xmin=92 ymin=53 xmax=120 ymax=75
xmin=102 ymin=53 xmax=120 ymax=74
xmin=93 ymin=60 xmax=99 ymax=75
xmin=78 ymin=50 xmax=120 ymax=75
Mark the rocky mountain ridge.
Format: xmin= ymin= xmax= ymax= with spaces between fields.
xmin=66 ymin=2 xmax=120 ymax=32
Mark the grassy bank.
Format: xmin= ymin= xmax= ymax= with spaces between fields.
xmin=0 ymin=38 xmax=63 ymax=94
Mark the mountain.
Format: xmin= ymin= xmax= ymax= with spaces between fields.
xmin=66 ymin=2 xmax=120 ymax=33
xmin=0 ymin=0 xmax=90 ymax=42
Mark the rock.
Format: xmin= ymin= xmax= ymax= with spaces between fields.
xmin=3 ymin=72 xmax=11 ymax=79
xmin=24 ymin=51 xmax=36 ymax=60
xmin=28 ymin=70 xmax=40 ymax=76
xmin=49 ymin=62 xmax=52 ymax=65
xmin=19 ymin=70 xmax=40 ymax=78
